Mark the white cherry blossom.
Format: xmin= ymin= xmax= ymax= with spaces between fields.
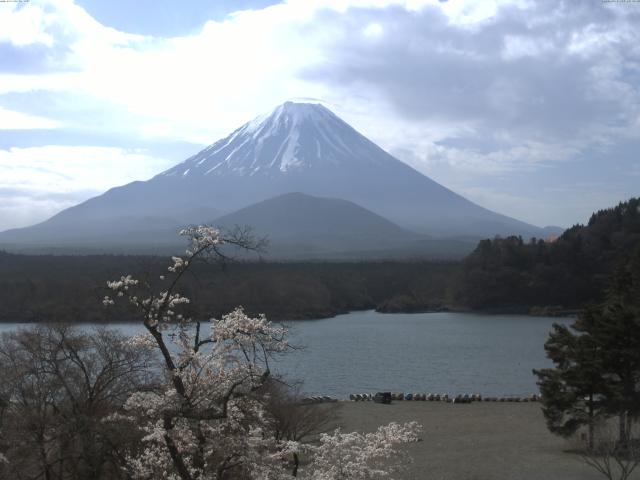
xmin=103 ymin=226 xmax=421 ymax=479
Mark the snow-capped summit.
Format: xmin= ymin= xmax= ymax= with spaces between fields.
xmin=160 ymin=102 xmax=391 ymax=178
xmin=0 ymin=101 xmax=558 ymax=254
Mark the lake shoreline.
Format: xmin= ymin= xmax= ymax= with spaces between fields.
xmin=0 ymin=305 xmax=580 ymax=325
xmin=377 ymin=306 xmax=579 ymax=318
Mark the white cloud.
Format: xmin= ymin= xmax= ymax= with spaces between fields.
xmin=0 ymin=145 xmax=173 ymax=194
xmin=397 ymin=139 xmax=581 ymax=175
xmin=0 ymin=144 xmax=175 ymax=229
xmin=0 ymin=191 xmax=80 ymax=231
xmin=0 ymin=0 xmax=554 ymax=145
xmin=362 ymin=22 xmax=384 ymax=37
xmin=0 ymin=0 xmax=329 ymax=143
xmin=0 ymin=2 xmax=54 ymax=46
xmin=0 ymin=107 xmax=60 ymax=129
xmin=0 ymin=0 xmax=638 ymax=230
xmin=502 ymin=35 xmax=555 ymax=60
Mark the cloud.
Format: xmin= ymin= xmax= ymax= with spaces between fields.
xmin=0 ymin=106 xmax=60 ymax=129
xmin=0 ymin=144 xmax=174 ymax=193
xmin=0 ymin=187 xmax=92 ymax=231
xmin=0 ymin=2 xmax=54 ymax=47
xmin=3 ymin=1 xmax=540 ymax=144
xmin=0 ymin=0 xmax=327 ymax=144
xmin=4 ymin=0 xmax=636 ymax=152
xmin=0 ymin=0 xmax=639 ymax=230
xmin=0 ymin=42 xmax=71 ymax=74
xmin=0 ymin=144 xmax=174 ymax=229
xmin=298 ymin=0 xmax=640 ymax=180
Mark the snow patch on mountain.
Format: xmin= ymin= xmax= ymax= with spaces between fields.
xmin=0 ymin=100 xmax=554 ymax=249
xmin=159 ymin=101 xmax=391 ymax=178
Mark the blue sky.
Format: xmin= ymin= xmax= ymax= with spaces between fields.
xmin=75 ymin=0 xmax=282 ymax=36
xmin=0 ymin=0 xmax=639 ymax=231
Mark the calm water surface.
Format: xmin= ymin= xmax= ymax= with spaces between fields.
xmin=0 ymin=310 xmax=571 ymax=398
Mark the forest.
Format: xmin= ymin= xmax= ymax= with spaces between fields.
xmin=453 ymin=197 xmax=640 ymax=311
xmin=0 ymin=197 xmax=638 ymax=323
xmin=0 ymin=254 xmax=456 ymax=322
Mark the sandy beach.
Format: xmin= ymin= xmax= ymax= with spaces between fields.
xmin=335 ymin=401 xmax=637 ymax=480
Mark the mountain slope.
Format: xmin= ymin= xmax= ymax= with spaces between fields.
xmin=154 ymin=102 xmax=544 ymax=237
xmin=212 ymin=192 xmax=423 ymax=257
xmin=0 ymin=101 xmax=553 ymax=253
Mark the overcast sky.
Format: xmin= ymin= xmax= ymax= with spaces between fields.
xmin=0 ymin=0 xmax=639 ymax=231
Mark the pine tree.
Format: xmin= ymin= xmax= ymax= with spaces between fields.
xmin=534 ymin=248 xmax=640 ymax=449
xmin=534 ymin=319 xmax=608 ymax=448
xmin=580 ymin=254 xmax=640 ymax=448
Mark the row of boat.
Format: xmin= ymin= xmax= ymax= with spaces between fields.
xmin=349 ymin=392 xmax=541 ymax=403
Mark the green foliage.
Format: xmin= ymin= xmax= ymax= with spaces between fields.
xmin=533 ymin=319 xmax=609 ymax=446
xmin=454 ymin=197 xmax=640 ymax=310
xmin=534 ymin=247 xmax=640 ymax=447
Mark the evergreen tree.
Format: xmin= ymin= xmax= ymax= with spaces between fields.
xmin=534 ymin=319 xmax=608 ymax=448
xmin=579 ymin=254 xmax=640 ymax=447
xmin=534 ymin=248 xmax=640 ymax=448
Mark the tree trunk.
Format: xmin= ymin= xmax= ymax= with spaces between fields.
xmin=40 ymin=443 xmax=52 ymax=480
xmin=163 ymin=414 xmax=193 ymax=480
xmin=588 ymin=393 xmax=594 ymax=450
xmin=292 ymin=452 xmax=299 ymax=477
xmin=38 ymin=428 xmax=52 ymax=480
xmin=619 ymin=411 xmax=629 ymax=448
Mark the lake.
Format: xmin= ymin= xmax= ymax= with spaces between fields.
xmin=0 ymin=310 xmax=571 ymax=398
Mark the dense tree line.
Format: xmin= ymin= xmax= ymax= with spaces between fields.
xmin=0 ymin=255 xmax=455 ymax=323
xmin=2 ymin=197 xmax=639 ymax=322
xmin=453 ymin=198 xmax=640 ymax=311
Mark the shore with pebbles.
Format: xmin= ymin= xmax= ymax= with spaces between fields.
xmin=334 ymin=401 xmax=622 ymax=480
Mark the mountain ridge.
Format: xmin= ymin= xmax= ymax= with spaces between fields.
xmin=159 ymin=102 xmax=380 ymax=177
xmin=212 ymin=192 xmax=428 ymax=259
xmin=0 ymin=101 xmax=559 ymax=254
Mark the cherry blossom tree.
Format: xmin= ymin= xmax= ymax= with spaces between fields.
xmin=307 ymin=422 xmax=422 ymax=480
xmin=104 ymin=226 xmax=421 ymax=480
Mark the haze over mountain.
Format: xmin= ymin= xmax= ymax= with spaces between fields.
xmin=0 ymin=102 xmax=560 ymax=256
xmin=211 ymin=192 xmax=471 ymax=259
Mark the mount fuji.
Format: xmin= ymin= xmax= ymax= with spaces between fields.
xmin=0 ymin=102 xmax=557 ymax=256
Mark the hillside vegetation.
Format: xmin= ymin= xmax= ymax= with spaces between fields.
xmin=453 ymin=197 xmax=640 ymax=311
xmin=1 ymin=197 xmax=639 ymax=322
xmin=0 ymin=255 xmax=454 ymax=323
